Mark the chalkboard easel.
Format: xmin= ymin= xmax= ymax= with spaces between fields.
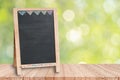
xmin=13 ymin=8 xmax=60 ymax=75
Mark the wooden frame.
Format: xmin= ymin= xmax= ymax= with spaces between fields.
xmin=13 ymin=8 xmax=60 ymax=76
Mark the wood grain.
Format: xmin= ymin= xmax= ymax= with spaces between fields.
xmin=13 ymin=8 xmax=22 ymax=75
xmin=0 ymin=64 xmax=120 ymax=80
xmin=54 ymin=9 xmax=60 ymax=73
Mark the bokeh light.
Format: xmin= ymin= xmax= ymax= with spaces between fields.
xmin=66 ymin=29 xmax=82 ymax=43
xmin=63 ymin=9 xmax=75 ymax=22
xmin=103 ymin=0 xmax=116 ymax=13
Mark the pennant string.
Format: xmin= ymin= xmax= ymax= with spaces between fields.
xmin=19 ymin=10 xmax=53 ymax=16
xmin=41 ymin=11 xmax=47 ymax=15
xmin=19 ymin=11 xmax=26 ymax=16
xmin=34 ymin=11 xmax=40 ymax=15
xmin=27 ymin=11 xmax=33 ymax=15
xmin=47 ymin=10 xmax=53 ymax=15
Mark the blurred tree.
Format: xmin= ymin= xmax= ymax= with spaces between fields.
xmin=0 ymin=0 xmax=120 ymax=64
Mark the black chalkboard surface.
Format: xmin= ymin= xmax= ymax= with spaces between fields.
xmin=18 ymin=10 xmax=56 ymax=64
xmin=13 ymin=8 xmax=60 ymax=75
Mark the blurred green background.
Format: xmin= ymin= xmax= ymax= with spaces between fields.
xmin=0 ymin=0 xmax=120 ymax=64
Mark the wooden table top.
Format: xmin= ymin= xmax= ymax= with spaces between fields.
xmin=0 ymin=64 xmax=120 ymax=80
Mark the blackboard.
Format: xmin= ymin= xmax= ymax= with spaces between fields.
xmin=13 ymin=8 xmax=60 ymax=75
xmin=18 ymin=10 xmax=56 ymax=64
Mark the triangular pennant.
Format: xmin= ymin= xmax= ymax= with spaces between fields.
xmin=47 ymin=10 xmax=53 ymax=15
xmin=27 ymin=11 xmax=33 ymax=15
xmin=34 ymin=11 xmax=40 ymax=15
xmin=41 ymin=10 xmax=47 ymax=15
xmin=19 ymin=11 xmax=26 ymax=16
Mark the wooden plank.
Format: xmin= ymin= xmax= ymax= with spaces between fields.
xmin=23 ymin=68 xmax=39 ymax=80
xmin=21 ymin=63 xmax=56 ymax=68
xmin=88 ymin=64 xmax=119 ymax=80
xmin=63 ymin=64 xmax=75 ymax=80
xmin=95 ymin=64 xmax=117 ymax=77
xmin=45 ymin=67 xmax=55 ymax=80
xmin=0 ymin=64 xmax=120 ymax=80
xmin=82 ymin=64 xmax=105 ymax=77
xmin=16 ymin=8 xmax=56 ymax=11
xmin=54 ymin=65 xmax=64 ymax=80
xmin=76 ymin=64 xmax=98 ymax=80
xmin=5 ymin=65 xmax=21 ymax=80
xmin=70 ymin=64 xmax=87 ymax=80
xmin=13 ymin=8 xmax=22 ymax=75
xmin=101 ymin=64 xmax=120 ymax=76
xmin=3 ymin=65 xmax=32 ymax=80
xmin=54 ymin=9 xmax=60 ymax=72
xmin=80 ymin=64 xmax=96 ymax=77
xmin=35 ymin=67 xmax=49 ymax=80
xmin=96 ymin=64 xmax=119 ymax=79
xmin=17 ymin=68 xmax=33 ymax=80
xmin=0 ymin=65 xmax=13 ymax=77
xmin=0 ymin=65 xmax=18 ymax=80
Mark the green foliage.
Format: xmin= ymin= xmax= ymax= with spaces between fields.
xmin=0 ymin=0 xmax=120 ymax=64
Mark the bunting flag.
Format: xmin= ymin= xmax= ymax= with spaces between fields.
xmin=19 ymin=11 xmax=26 ymax=15
xmin=34 ymin=11 xmax=41 ymax=15
xmin=41 ymin=11 xmax=47 ymax=15
xmin=47 ymin=10 xmax=53 ymax=15
xmin=19 ymin=10 xmax=53 ymax=16
xmin=27 ymin=11 xmax=33 ymax=15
